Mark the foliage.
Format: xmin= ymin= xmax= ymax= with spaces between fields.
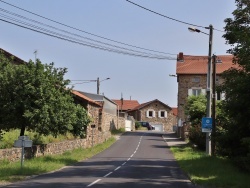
xmin=0 ymin=137 xmax=116 ymax=183
xmin=185 ymin=95 xmax=206 ymax=150
xmin=0 ymin=52 xmax=90 ymax=137
xmin=171 ymin=144 xmax=250 ymax=188
xmin=111 ymin=128 xmax=125 ymax=135
xmin=135 ymin=121 xmax=141 ymax=130
xmin=217 ymin=0 xmax=250 ymax=169
xmin=0 ymin=129 xmax=76 ymax=149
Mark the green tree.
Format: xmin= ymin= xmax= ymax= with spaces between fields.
xmin=185 ymin=95 xmax=207 ymax=149
xmin=0 ymin=52 xmax=90 ymax=137
xmin=220 ymin=0 xmax=250 ymax=170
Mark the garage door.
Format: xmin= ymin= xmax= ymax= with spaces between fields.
xmin=151 ymin=124 xmax=163 ymax=132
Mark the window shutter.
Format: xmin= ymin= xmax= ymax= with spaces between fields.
xmin=153 ymin=111 xmax=155 ymax=117
xmin=188 ymin=89 xmax=192 ymax=96
xmin=165 ymin=111 xmax=167 ymax=118
xmin=146 ymin=110 xmax=149 ymax=117
xmin=221 ymin=92 xmax=226 ymax=100
xmin=201 ymin=89 xmax=206 ymax=95
xmin=158 ymin=111 xmax=161 ymax=118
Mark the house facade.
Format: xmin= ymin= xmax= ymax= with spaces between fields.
xmin=128 ymin=99 xmax=176 ymax=132
xmin=176 ymin=52 xmax=237 ymax=138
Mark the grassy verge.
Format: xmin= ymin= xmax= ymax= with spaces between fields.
xmin=0 ymin=137 xmax=116 ymax=184
xmin=171 ymin=145 xmax=250 ymax=188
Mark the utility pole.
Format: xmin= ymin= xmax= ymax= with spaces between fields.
xmin=206 ymin=24 xmax=213 ymax=155
xmin=97 ymin=77 xmax=100 ymax=94
xmin=212 ymin=54 xmax=217 ymax=156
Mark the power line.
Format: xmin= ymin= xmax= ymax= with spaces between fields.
xmin=0 ymin=0 xmax=176 ymax=56
xmin=0 ymin=18 xmax=176 ymax=60
xmin=0 ymin=8 xmax=171 ymax=58
xmin=126 ymin=0 xmax=225 ymax=32
xmin=126 ymin=0 xmax=206 ymax=28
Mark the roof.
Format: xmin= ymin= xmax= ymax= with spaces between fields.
xmin=112 ymin=99 xmax=140 ymax=111
xmin=129 ymin=99 xmax=171 ymax=111
xmin=172 ymin=107 xmax=178 ymax=116
xmin=0 ymin=48 xmax=25 ymax=65
xmin=176 ymin=53 xmax=238 ymax=75
xmin=78 ymin=91 xmax=117 ymax=106
xmin=71 ymin=90 xmax=101 ymax=107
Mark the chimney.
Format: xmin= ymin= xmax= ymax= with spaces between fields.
xmin=177 ymin=52 xmax=184 ymax=62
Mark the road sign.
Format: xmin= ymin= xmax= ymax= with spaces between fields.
xmin=202 ymin=117 xmax=212 ymax=133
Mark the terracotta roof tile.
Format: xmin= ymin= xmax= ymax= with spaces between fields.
xmin=112 ymin=99 xmax=140 ymax=111
xmin=176 ymin=54 xmax=238 ymax=75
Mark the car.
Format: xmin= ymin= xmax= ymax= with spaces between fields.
xmin=137 ymin=121 xmax=154 ymax=130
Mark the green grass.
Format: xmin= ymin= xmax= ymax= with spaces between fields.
xmin=0 ymin=137 xmax=116 ymax=184
xmin=111 ymin=128 xmax=125 ymax=135
xmin=171 ymin=145 xmax=250 ymax=188
xmin=0 ymin=129 xmax=76 ymax=149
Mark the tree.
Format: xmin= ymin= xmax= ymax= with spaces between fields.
xmin=185 ymin=95 xmax=207 ymax=150
xmin=220 ymin=0 xmax=250 ymax=171
xmin=0 ymin=52 xmax=90 ymax=137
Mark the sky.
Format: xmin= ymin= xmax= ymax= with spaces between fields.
xmin=0 ymin=0 xmax=236 ymax=107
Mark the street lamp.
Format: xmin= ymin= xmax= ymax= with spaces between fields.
xmin=97 ymin=77 xmax=110 ymax=94
xmin=188 ymin=25 xmax=213 ymax=155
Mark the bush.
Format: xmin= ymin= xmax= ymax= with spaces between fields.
xmin=135 ymin=122 xmax=141 ymax=130
xmin=188 ymin=124 xmax=206 ymax=150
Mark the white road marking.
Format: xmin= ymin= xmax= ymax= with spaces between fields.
xmin=86 ymin=179 xmax=101 ymax=187
xmin=122 ymin=162 xmax=126 ymax=166
xmin=114 ymin=166 xmax=121 ymax=171
xmin=104 ymin=172 xmax=113 ymax=177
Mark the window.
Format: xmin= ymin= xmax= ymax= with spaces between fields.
xmin=216 ymin=92 xmax=225 ymax=100
xmin=188 ymin=88 xmax=206 ymax=96
xmin=158 ymin=110 xmax=167 ymax=118
xmin=146 ymin=109 xmax=155 ymax=118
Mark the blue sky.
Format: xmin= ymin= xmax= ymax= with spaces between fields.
xmin=0 ymin=0 xmax=236 ymax=107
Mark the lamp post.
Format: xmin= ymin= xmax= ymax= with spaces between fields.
xmin=97 ymin=77 xmax=110 ymax=94
xmin=188 ymin=24 xmax=213 ymax=155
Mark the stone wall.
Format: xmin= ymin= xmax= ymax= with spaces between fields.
xmin=0 ymin=111 xmax=118 ymax=162
xmin=139 ymin=101 xmax=175 ymax=132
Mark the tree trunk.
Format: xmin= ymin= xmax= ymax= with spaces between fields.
xmin=20 ymin=124 xmax=26 ymax=136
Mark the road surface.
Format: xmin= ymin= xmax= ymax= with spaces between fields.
xmin=3 ymin=131 xmax=195 ymax=188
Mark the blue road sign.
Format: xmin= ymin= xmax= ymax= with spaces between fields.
xmin=202 ymin=117 xmax=212 ymax=132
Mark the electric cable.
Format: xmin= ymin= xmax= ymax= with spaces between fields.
xmin=0 ymin=17 xmax=176 ymax=60
xmin=0 ymin=9 xmax=170 ymax=58
xmin=0 ymin=0 xmax=176 ymax=56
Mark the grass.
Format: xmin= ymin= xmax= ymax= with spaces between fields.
xmin=0 ymin=129 xmax=75 ymax=149
xmin=111 ymin=128 xmax=125 ymax=135
xmin=0 ymin=137 xmax=116 ymax=184
xmin=171 ymin=145 xmax=250 ymax=188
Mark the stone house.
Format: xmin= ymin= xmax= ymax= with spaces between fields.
xmin=77 ymin=91 xmax=124 ymax=132
xmin=176 ymin=52 xmax=237 ymax=138
xmin=128 ymin=99 xmax=176 ymax=132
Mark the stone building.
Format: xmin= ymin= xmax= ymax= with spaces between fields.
xmin=176 ymin=52 xmax=237 ymax=138
xmin=128 ymin=99 xmax=176 ymax=132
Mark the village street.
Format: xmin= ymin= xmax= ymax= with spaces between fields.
xmin=3 ymin=131 xmax=194 ymax=188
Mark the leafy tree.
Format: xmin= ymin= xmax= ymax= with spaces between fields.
xmin=220 ymin=0 xmax=250 ymax=170
xmin=185 ymin=95 xmax=207 ymax=149
xmin=0 ymin=52 xmax=90 ymax=137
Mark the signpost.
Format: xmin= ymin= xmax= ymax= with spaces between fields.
xmin=14 ymin=136 xmax=32 ymax=168
xmin=202 ymin=117 xmax=212 ymax=133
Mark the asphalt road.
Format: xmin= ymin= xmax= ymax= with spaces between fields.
xmin=3 ymin=131 xmax=195 ymax=188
